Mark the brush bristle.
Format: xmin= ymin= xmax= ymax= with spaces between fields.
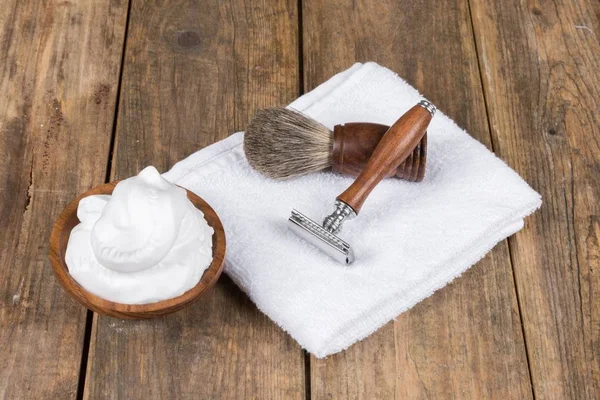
xmin=244 ymin=107 xmax=333 ymax=180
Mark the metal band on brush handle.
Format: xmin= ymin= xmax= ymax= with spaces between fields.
xmin=418 ymin=100 xmax=436 ymax=117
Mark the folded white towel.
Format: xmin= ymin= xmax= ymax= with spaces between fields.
xmin=164 ymin=62 xmax=541 ymax=357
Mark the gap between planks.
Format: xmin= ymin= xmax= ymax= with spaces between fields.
xmin=76 ymin=0 xmax=309 ymax=398
xmin=465 ymin=0 xmax=536 ymax=398
xmin=75 ymin=1 xmax=133 ymax=399
xmin=297 ymin=1 xmax=311 ymax=399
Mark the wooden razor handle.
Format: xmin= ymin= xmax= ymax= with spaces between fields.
xmin=332 ymin=123 xmax=427 ymax=182
xmin=336 ymin=102 xmax=434 ymax=214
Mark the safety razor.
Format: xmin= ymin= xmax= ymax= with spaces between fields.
xmin=288 ymin=100 xmax=436 ymax=264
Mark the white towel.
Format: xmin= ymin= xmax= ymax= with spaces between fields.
xmin=164 ymin=62 xmax=541 ymax=357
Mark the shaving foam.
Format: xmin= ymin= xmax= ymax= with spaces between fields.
xmin=65 ymin=166 xmax=214 ymax=304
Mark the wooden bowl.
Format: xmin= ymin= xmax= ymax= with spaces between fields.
xmin=49 ymin=181 xmax=226 ymax=319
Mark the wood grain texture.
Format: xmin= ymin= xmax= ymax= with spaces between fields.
xmin=0 ymin=0 xmax=128 ymax=398
xmin=332 ymin=122 xmax=427 ymax=182
xmin=469 ymin=0 xmax=600 ymax=398
xmin=336 ymin=104 xmax=430 ymax=213
xmin=303 ymin=0 xmax=533 ymax=398
xmin=49 ymin=182 xmax=226 ymax=320
xmin=83 ymin=0 xmax=304 ymax=398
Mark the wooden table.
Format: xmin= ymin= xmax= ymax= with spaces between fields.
xmin=1 ymin=1 xmax=598 ymax=398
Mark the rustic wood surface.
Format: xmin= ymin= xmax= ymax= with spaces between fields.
xmin=0 ymin=0 xmax=598 ymax=399
xmin=303 ymin=0 xmax=534 ymax=398
xmin=469 ymin=1 xmax=600 ymax=398
xmin=0 ymin=0 xmax=128 ymax=398
xmin=82 ymin=0 xmax=305 ymax=399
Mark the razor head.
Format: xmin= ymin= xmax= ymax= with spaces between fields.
xmin=288 ymin=209 xmax=355 ymax=265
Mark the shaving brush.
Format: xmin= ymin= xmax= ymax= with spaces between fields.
xmin=244 ymin=107 xmax=427 ymax=181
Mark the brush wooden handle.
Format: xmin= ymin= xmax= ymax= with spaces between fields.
xmin=332 ymin=123 xmax=427 ymax=182
xmin=336 ymin=103 xmax=433 ymax=213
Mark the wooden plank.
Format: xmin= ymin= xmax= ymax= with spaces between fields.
xmin=303 ymin=0 xmax=534 ymax=398
xmin=469 ymin=0 xmax=600 ymax=398
xmin=0 ymin=0 xmax=128 ymax=398
xmin=83 ymin=0 xmax=304 ymax=398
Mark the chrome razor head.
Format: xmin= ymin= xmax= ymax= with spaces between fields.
xmin=288 ymin=209 xmax=355 ymax=265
